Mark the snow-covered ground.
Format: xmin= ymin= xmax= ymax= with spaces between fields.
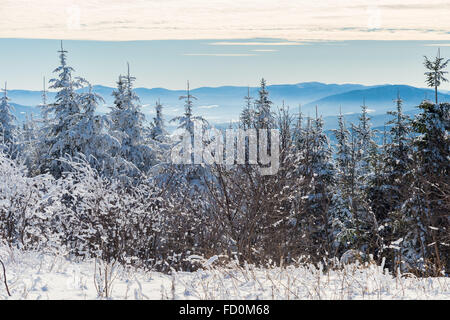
xmin=0 ymin=246 xmax=448 ymax=300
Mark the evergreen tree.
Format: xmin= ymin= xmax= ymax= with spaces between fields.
xmin=254 ymin=78 xmax=275 ymax=130
xmin=0 ymin=82 xmax=17 ymax=155
xmin=348 ymin=106 xmax=380 ymax=256
xmin=295 ymin=115 xmax=312 ymax=180
xmin=373 ymin=94 xmax=412 ymax=271
xmin=357 ymin=101 xmax=382 ymax=255
xmin=109 ymin=64 xmax=154 ymax=175
xmin=39 ymin=77 xmax=51 ymax=121
xmin=333 ymin=107 xmax=352 ymax=191
xmin=276 ymin=102 xmax=293 ymax=155
xmin=171 ymin=81 xmax=207 ymax=136
xmin=150 ymin=99 xmax=168 ymax=142
xmin=170 ymin=81 xmax=207 ymax=168
xmin=240 ymin=87 xmax=255 ymax=129
xmin=355 ymin=100 xmax=378 ymax=182
xmin=382 ymin=93 xmax=412 ymax=214
xmin=328 ymin=190 xmax=357 ymax=256
xmin=299 ymin=108 xmax=335 ymax=260
xmin=253 ymin=78 xmax=275 ymax=166
xmin=292 ymin=105 xmax=304 ymax=150
xmin=19 ymin=113 xmax=39 ymax=173
xmin=111 ymin=74 xmax=127 ymax=111
xmin=424 ymin=48 xmax=449 ymax=104
xmin=329 ymin=108 xmax=357 ymax=255
xmin=35 ymin=77 xmax=54 ymax=175
xmin=44 ymin=41 xmax=85 ymax=176
xmin=400 ymin=101 xmax=449 ymax=275
xmin=73 ymin=84 xmax=118 ymax=172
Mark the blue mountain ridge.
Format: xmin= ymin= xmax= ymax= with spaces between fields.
xmin=7 ymin=82 xmax=447 ymax=131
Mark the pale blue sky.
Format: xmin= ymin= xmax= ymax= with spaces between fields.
xmin=1 ymin=39 xmax=450 ymax=91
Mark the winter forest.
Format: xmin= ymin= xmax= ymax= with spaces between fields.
xmin=0 ymin=42 xmax=449 ymax=299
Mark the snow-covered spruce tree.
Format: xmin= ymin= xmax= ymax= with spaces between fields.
xmin=240 ymin=87 xmax=255 ymax=129
xmin=308 ymin=110 xmax=336 ymax=260
xmin=254 ymin=78 xmax=275 ymax=130
xmin=111 ymin=73 xmax=127 ymax=111
xmin=292 ymin=105 xmax=304 ymax=150
xmin=254 ymin=78 xmax=275 ymax=168
xmin=169 ymin=81 xmax=207 ymax=182
xmin=333 ymin=107 xmax=353 ymax=193
xmin=18 ymin=113 xmax=40 ymax=174
xmin=109 ymin=65 xmax=155 ymax=177
xmin=424 ymin=48 xmax=449 ymax=104
xmin=329 ymin=108 xmax=358 ymax=256
xmin=400 ymin=100 xmax=449 ymax=275
xmin=171 ymin=81 xmax=207 ymax=137
xmin=328 ymin=190 xmax=357 ymax=258
xmin=294 ymin=115 xmax=312 ymax=188
xmin=276 ymin=102 xmax=294 ymax=157
xmin=72 ymin=83 xmax=119 ymax=174
xmin=354 ymin=100 xmax=378 ymax=184
xmin=364 ymin=130 xmax=386 ymax=258
xmin=270 ymin=105 xmax=310 ymax=263
xmin=235 ymin=87 xmax=256 ymax=165
xmin=33 ymin=77 xmax=55 ymax=176
xmin=149 ymin=99 xmax=168 ymax=143
xmin=39 ymin=76 xmax=51 ymax=122
xmin=21 ymin=113 xmax=38 ymax=149
xmin=296 ymin=108 xmax=335 ymax=262
xmin=42 ymin=42 xmax=85 ymax=177
xmin=146 ymin=99 xmax=172 ymax=167
xmin=0 ymin=82 xmax=17 ymax=156
xmin=373 ymin=94 xmax=414 ymax=269
xmin=350 ymin=102 xmax=382 ymax=254
xmin=383 ymin=93 xmax=412 ymax=212
xmin=290 ymin=107 xmax=312 ymax=245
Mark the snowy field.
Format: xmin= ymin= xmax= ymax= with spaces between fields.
xmin=0 ymin=246 xmax=448 ymax=300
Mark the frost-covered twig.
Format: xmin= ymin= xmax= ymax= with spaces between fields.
xmin=0 ymin=259 xmax=11 ymax=296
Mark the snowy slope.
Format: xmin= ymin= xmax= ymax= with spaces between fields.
xmin=0 ymin=247 xmax=448 ymax=300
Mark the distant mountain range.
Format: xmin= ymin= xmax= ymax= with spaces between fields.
xmin=303 ymin=84 xmax=445 ymax=115
xmin=8 ymin=82 xmax=450 ymax=129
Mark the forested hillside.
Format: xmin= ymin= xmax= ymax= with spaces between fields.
xmin=0 ymin=44 xmax=448 ymax=280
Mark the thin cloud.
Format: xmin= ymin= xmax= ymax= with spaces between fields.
xmin=425 ymin=43 xmax=450 ymax=47
xmin=209 ymin=42 xmax=304 ymax=46
xmin=183 ymin=53 xmax=256 ymax=56
xmin=198 ymin=105 xmax=219 ymax=109
xmin=252 ymin=49 xmax=278 ymax=52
